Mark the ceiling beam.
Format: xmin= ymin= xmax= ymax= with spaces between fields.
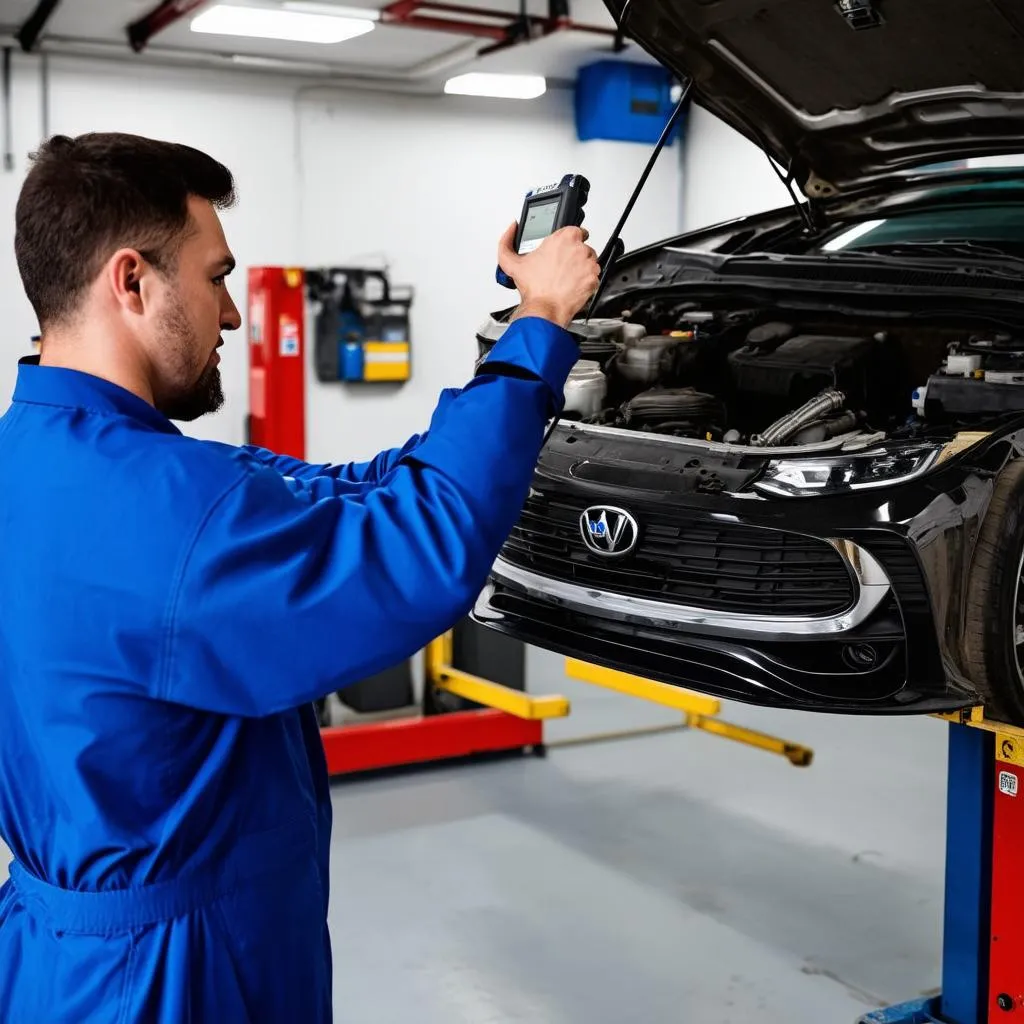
xmin=16 ymin=0 xmax=62 ymax=52
xmin=127 ymin=0 xmax=209 ymax=53
xmin=380 ymin=0 xmax=617 ymax=52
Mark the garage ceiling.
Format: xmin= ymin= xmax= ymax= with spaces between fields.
xmin=0 ymin=0 xmax=654 ymax=87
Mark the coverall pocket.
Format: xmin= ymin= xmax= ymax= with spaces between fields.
xmin=209 ymin=862 xmax=329 ymax=1023
xmin=0 ymin=893 xmax=136 ymax=1024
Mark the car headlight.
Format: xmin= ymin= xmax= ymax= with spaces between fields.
xmin=753 ymin=443 xmax=943 ymax=497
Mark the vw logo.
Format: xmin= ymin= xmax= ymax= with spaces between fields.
xmin=580 ymin=506 xmax=639 ymax=557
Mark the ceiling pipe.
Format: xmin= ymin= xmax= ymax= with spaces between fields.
xmin=0 ymin=33 xmax=526 ymax=97
xmin=400 ymin=38 xmax=481 ymax=78
xmin=127 ymin=0 xmax=209 ymax=53
xmin=126 ymin=0 xmax=617 ymax=61
xmin=40 ymin=50 xmax=50 ymax=137
xmin=379 ymin=0 xmax=617 ymax=48
xmin=2 ymin=47 xmax=12 ymax=171
xmin=16 ymin=0 xmax=62 ymax=52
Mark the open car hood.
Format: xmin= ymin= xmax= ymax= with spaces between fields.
xmin=607 ymin=0 xmax=1024 ymax=196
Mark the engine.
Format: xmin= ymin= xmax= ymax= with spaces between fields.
xmin=914 ymin=334 xmax=1024 ymax=423
xmin=553 ymin=315 xmax=890 ymax=446
xmin=475 ymin=310 xmax=1024 ymax=448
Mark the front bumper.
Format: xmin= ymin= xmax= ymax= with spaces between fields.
xmin=474 ymin=557 xmax=960 ymax=714
xmin=469 ymin=426 xmax=1017 ymax=716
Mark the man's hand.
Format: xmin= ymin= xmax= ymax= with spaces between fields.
xmin=497 ymin=222 xmax=601 ymax=329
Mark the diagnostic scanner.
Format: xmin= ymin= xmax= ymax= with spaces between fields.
xmin=496 ymin=173 xmax=590 ymax=289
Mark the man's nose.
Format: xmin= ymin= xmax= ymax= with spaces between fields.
xmin=222 ymin=293 xmax=242 ymax=331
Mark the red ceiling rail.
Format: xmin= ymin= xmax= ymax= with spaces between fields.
xmin=127 ymin=0 xmax=209 ymax=52
xmin=125 ymin=0 xmax=618 ymax=57
xmin=380 ymin=0 xmax=617 ymax=51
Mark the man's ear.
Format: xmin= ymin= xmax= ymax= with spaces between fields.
xmin=105 ymin=248 xmax=147 ymax=315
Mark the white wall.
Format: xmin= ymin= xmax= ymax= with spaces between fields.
xmin=0 ymin=55 xmax=684 ymax=464
xmin=680 ymin=103 xmax=793 ymax=233
xmin=299 ymin=89 xmax=683 ymax=462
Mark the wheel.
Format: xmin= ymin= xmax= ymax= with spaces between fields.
xmin=964 ymin=460 xmax=1024 ymax=724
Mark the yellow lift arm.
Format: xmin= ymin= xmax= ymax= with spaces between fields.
xmin=423 ymin=631 xmax=812 ymax=765
xmin=426 ymin=631 xmax=570 ymax=721
xmin=565 ymin=658 xmax=814 ymax=767
xmin=936 ymin=705 xmax=1024 ymax=766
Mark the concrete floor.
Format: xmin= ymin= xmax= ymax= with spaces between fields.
xmin=0 ymin=647 xmax=949 ymax=1022
xmin=328 ymin=647 xmax=949 ymax=1023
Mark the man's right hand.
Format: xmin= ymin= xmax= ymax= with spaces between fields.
xmin=497 ymin=222 xmax=601 ymax=329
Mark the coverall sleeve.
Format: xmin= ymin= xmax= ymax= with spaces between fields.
xmin=161 ymin=317 xmax=577 ymax=717
xmin=239 ymin=435 xmax=425 ymax=486
xmin=239 ymin=386 xmax=465 ymax=486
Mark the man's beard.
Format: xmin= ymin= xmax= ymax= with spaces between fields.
xmin=156 ymin=295 xmax=226 ymax=423
xmin=161 ymin=360 xmax=224 ymax=422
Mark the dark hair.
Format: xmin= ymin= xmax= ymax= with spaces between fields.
xmin=15 ymin=132 xmax=236 ymax=330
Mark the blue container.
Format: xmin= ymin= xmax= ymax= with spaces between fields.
xmin=574 ymin=61 xmax=684 ymax=145
xmin=341 ymin=341 xmax=365 ymax=382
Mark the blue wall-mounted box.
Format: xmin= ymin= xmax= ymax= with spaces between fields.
xmin=574 ymin=60 xmax=685 ymax=145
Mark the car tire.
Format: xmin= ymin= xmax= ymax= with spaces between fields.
xmin=963 ymin=459 xmax=1024 ymax=725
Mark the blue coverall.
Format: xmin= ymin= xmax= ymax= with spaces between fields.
xmin=0 ymin=316 xmax=578 ymax=1022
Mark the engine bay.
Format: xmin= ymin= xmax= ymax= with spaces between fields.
xmin=477 ymin=306 xmax=1024 ymax=450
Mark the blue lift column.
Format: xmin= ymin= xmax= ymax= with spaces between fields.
xmin=861 ymin=722 xmax=994 ymax=1024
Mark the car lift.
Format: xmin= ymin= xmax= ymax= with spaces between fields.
xmin=562 ymin=658 xmax=814 ymax=766
xmin=245 ymin=266 xmax=814 ymax=777
xmin=859 ymin=707 xmax=1023 ymax=1024
xmin=321 ymin=639 xmax=814 ymax=775
xmin=319 ymin=630 xmax=564 ymax=776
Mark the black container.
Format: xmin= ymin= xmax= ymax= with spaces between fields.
xmin=728 ymin=333 xmax=876 ymax=404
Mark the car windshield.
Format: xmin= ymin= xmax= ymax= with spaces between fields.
xmin=813 ymin=162 xmax=1024 ymax=258
xmin=819 ymin=206 xmax=1024 ymax=255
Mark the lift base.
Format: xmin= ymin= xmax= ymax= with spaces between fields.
xmin=322 ymin=707 xmax=543 ymax=776
xmin=857 ymin=997 xmax=941 ymax=1023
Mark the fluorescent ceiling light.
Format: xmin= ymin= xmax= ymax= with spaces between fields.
xmin=444 ymin=73 xmax=546 ymax=99
xmin=191 ymin=4 xmax=375 ymax=44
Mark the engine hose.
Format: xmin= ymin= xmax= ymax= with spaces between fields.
xmin=790 ymin=410 xmax=860 ymax=446
xmin=751 ymin=388 xmax=847 ymax=447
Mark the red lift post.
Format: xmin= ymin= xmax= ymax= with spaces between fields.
xmin=247 ymin=267 xmax=563 ymax=774
xmin=860 ymin=708 xmax=1024 ymax=1024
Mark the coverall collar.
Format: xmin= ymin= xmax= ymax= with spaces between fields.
xmin=14 ymin=356 xmax=183 ymax=436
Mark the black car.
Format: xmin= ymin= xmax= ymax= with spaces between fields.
xmin=471 ymin=0 xmax=1024 ymax=724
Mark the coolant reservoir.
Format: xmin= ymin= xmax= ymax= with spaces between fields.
xmin=575 ymin=319 xmax=626 ymax=343
xmin=563 ymin=359 xmax=607 ymax=418
xmin=620 ymin=322 xmax=648 ymax=344
xmin=617 ymin=335 xmax=682 ymax=383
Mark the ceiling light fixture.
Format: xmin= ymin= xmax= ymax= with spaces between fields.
xmin=443 ymin=73 xmax=546 ymax=99
xmin=191 ymin=4 xmax=375 ymax=44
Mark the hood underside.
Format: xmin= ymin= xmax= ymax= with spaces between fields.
xmin=607 ymin=0 xmax=1024 ymax=196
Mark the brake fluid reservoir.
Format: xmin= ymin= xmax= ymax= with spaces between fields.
xmin=563 ymin=360 xmax=607 ymax=417
xmin=946 ymin=353 xmax=982 ymax=377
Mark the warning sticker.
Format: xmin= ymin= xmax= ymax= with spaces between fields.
xmin=999 ymin=770 xmax=1018 ymax=797
xmin=279 ymin=316 xmax=300 ymax=357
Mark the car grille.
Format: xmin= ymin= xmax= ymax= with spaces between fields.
xmin=501 ymin=493 xmax=856 ymax=617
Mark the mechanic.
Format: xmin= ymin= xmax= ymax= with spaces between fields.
xmin=0 ymin=132 xmax=599 ymax=1022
